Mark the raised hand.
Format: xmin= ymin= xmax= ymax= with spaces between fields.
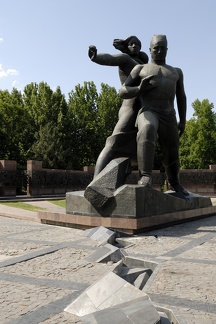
xmin=88 ymin=46 xmax=97 ymax=60
xmin=139 ymin=75 xmax=156 ymax=92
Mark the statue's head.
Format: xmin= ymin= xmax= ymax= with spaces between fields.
xmin=150 ymin=34 xmax=168 ymax=63
xmin=113 ymin=36 xmax=141 ymax=57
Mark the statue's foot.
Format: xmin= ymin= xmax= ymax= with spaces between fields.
xmin=138 ymin=175 xmax=152 ymax=187
xmin=170 ymin=182 xmax=189 ymax=196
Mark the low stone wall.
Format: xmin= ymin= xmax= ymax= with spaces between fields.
xmin=179 ymin=169 xmax=216 ymax=195
xmin=0 ymin=160 xmax=216 ymax=197
xmin=0 ymin=160 xmax=17 ymax=196
xmin=27 ymin=168 xmax=93 ymax=196
xmin=127 ymin=169 xmax=216 ymax=195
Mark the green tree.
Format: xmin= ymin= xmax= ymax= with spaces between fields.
xmin=23 ymin=82 xmax=55 ymax=129
xmin=67 ymin=81 xmax=122 ymax=169
xmin=179 ymin=99 xmax=216 ymax=169
xmin=51 ymin=86 xmax=69 ymax=168
xmin=97 ymin=83 xmax=121 ymax=148
xmin=0 ymin=88 xmax=28 ymax=165
xmin=67 ymin=81 xmax=99 ymax=169
xmin=22 ymin=82 xmax=40 ymax=159
xmin=32 ymin=122 xmax=64 ymax=168
xmin=23 ymin=82 xmax=69 ymax=168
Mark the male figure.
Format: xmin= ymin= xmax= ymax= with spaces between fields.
xmin=119 ymin=34 xmax=188 ymax=195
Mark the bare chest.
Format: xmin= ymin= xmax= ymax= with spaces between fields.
xmin=140 ymin=64 xmax=179 ymax=84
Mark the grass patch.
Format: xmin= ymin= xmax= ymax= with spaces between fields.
xmin=0 ymin=201 xmax=45 ymax=211
xmin=48 ymin=200 xmax=66 ymax=208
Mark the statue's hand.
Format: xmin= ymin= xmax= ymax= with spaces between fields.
xmin=178 ymin=122 xmax=185 ymax=137
xmin=139 ymin=75 xmax=156 ymax=92
xmin=88 ymin=46 xmax=97 ymax=60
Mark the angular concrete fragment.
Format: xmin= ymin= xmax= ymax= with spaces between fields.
xmin=123 ymin=255 xmax=158 ymax=271
xmin=116 ymin=237 xmax=135 ymax=248
xmin=119 ymin=266 xmax=151 ymax=283
xmin=158 ymin=311 xmax=170 ymax=324
xmin=81 ymin=296 xmax=160 ymax=324
xmin=64 ymin=272 xmax=147 ymax=317
xmin=85 ymin=243 xmax=121 ymax=263
xmin=86 ymin=157 xmax=131 ymax=191
xmin=156 ymin=305 xmax=187 ymax=324
xmin=133 ymin=271 xmax=151 ymax=290
xmin=84 ymin=157 xmax=131 ymax=211
xmin=84 ymin=186 xmax=114 ymax=210
xmin=83 ymin=226 xmax=116 ymax=246
xmin=81 ymin=307 xmax=129 ymax=324
xmin=111 ymin=259 xmax=124 ymax=275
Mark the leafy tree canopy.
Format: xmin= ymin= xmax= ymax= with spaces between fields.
xmin=179 ymin=99 xmax=216 ymax=169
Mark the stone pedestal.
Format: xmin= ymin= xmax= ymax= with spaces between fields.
xmin=38 ymin=157 xmax=216 ymax=234
xmin=63 ymin=185 xmax=215 ymax=234
xmin=67 ymin=185 xmax=212 ymax=218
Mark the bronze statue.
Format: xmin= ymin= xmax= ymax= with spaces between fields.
xmin=88 ymin=36 xmax=148 ymax=177
xmin=119 ymin=34 xmax=188 ymax=195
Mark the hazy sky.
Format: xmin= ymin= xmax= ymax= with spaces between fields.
xmin=0 ymin=0 xmax=215 ymax=120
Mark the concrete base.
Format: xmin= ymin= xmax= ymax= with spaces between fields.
xmin=37 ymin=186 xmax=216 ymax=234
xmin=67 ymin=185 xmax=212 ymax=217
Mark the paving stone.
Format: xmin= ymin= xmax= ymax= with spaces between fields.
xmin=1 ymin=203 xmax=216 ymax=323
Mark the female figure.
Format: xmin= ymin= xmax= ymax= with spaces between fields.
xmin=89 ymin=36 xmax=148 ymax=177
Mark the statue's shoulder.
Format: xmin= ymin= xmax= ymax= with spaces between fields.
xmin=174 ymin=66 xmax=183 ymax=74
xmin=132 ymin=64 xmax=145 ymax=73
xmin=139 ymin=51 xmax=149 ymax=64
xmin=173 ymin=67 xmax=184 ymax=80
xmin=164 ymin=64 xmax=183 ymax=76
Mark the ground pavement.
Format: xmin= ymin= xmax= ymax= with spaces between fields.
xmin=0 ymin=199 xmax=216 ymax=323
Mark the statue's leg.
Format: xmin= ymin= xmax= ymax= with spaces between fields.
xmin=94 ymin=99 xmax=138 ymax=178
xmin=136 ymin=111 xmax=159 ymax=186
xmin=165 ymin=160 xmax=189 ymax=195
xmin=113 ymin=98 xmax=138 ymax=133
xmin=159 ymin=123 xmax=188 ymax=195
xmin=94 ymin=146 xmax=115 ymax=178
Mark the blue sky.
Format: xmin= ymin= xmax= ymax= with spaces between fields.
xmin=0 ymin=0 xmax=215 ymax=120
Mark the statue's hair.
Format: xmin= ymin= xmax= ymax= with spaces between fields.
xmin=113 ymin=36 xmax=142 ymax=53
xmin=150 ymin=34 xmax=168 ymax=47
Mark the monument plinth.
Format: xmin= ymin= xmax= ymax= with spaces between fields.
xmin=67 ymin=185 xmax=212 ymax=218
xmin=63 ymin=158 xmax=215 ymax=234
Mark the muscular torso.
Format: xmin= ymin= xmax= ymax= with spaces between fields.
xmin=139 ymin=63 xmax=180 ymax=113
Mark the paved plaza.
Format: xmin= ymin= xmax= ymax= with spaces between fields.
xmin=0 ymin=200 xmax=216 ymax=323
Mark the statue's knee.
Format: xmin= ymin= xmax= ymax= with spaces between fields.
xmin=138 ymin=123 xmax=157 ymax=141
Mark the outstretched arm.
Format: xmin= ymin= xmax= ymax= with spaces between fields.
xmin=88 ymin=45 xmax=130 ymax=66
xmin=176 ymin=68 xmax=187 ymax=137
